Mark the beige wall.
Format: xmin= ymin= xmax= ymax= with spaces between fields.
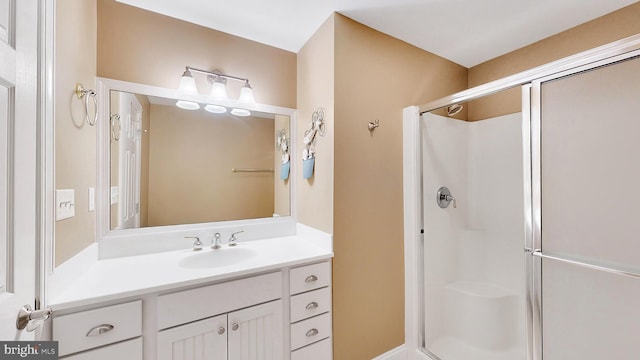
xmin=468 ymin=1 xmax=640 ymax=120
xmin=54 ymin=0 xmax=97 ymax=266
xmin=296 ymin=16 xmax=335 ymax=233
xmin=331 ymin=14 xmax=468 ymax=359
xmin=96 ymin=0 xmax=296 ymax=108
xmin=147 ymin=105 xmax=274 ymax=226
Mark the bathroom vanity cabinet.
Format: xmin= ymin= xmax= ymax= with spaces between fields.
xmin=51 ymin=259 xmax=332 ymax=360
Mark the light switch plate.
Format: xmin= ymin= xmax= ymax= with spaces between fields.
xmin=56 ymin=189 xmax=75 ymax=221
xmin=110 ymin=186 xmax=119 ymax=205
xmin=88 ymin=187 xmax=95 ymax=212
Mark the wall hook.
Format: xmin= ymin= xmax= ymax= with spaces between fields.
xmin=368 ymin=119 xmax=380 ymax=132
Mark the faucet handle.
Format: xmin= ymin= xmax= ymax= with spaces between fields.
xmin=186 ymin=236 xmax=202 ymax=251
xmin=228 ymin=231 xmax=244 ymax=247
xmin=212 ymin=232 xmax=222 ymax=249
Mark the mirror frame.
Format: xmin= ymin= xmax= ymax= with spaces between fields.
xmin=96 ymin=77 xmax=297 ymax=254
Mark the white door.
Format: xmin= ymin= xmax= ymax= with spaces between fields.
xmin=0 ymin=0 xmax=40 ymax=340
xmin=117 ymin=92 xmax=142 ymax=229
xmin=157 ymin=314 xmax=228 ymax=360
xmin=228 ymin=300 xmax=284 ymax=360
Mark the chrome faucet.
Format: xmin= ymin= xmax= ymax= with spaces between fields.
xmin=228 ymin=231 xmax=244 ymax=246
xmin=212 ymin=232 xmax=222 ymax=249
xmin=186 ymin=236 xmax=202 ymax=251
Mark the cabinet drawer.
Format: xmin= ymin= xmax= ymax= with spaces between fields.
xmin=291 ymin=313 xmax=332 ymax=350
xmin=290 ymin=262 xmax=331 ymax=295
xmin=53 ymin=300 xmax=142 ymax=357
xmin=157 ymin=272 xmax=282 ymax=329
xmin=61 ymin=337 xmax=142 ymax=360
xmin=291 ymin=287 xmax=331 ymax=323
xmin=291 ymin=338 xmax=333 ymax=360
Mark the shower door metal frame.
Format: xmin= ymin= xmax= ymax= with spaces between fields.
xmin=404 ymin=33 xmax=640 ymax=360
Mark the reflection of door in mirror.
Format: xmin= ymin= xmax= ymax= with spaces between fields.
xmin=116 ymin=92 xmax=142 ymax=229
xmin=110 ymin=91 xmax=150 ymax=230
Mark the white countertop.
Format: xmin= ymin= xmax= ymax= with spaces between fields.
xmin=50 ymin=236 xmax=333 ymax=311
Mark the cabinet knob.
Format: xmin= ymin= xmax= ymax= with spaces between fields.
xmin=306 ymin=328 xmax=319 ymax=337
xmin=218 ymin=327 xmax=225 ymax=335
xmin=232 ymin=323 xmax=239 ymax=331
xmin=306 ymin=302 xmax=319 ymax=310
xmin=305 ymin=275 xmax=318 ymax=283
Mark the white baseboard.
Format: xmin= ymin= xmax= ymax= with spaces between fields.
xmin=372 ymin=345 xmax=407 ymax=360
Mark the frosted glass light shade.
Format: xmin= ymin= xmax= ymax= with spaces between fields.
xmin=178 ymin=70 xmax=198 ymax=95
xmin=210 ymin=81 xmax=228 ymax=100
xmin=231 ymin=108 xmax=251 ymax=117
xmin=205 ymin=104 xmax=227 ymax=114
xmin=239 ymin=82 xmax=255 ymax=104
xmin=176 ymin=100 xmax=200 ymax=110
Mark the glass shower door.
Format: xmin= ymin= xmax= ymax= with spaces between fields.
xmin=536 ymin=55 xmax=640 ymax=360
xmin=420 ymin=92 xmax=527 ymax=360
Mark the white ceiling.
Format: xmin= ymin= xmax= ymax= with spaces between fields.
xmin=117 ymin=0 xmax=638 ymax=67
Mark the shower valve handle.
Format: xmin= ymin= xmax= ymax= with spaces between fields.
xmin=437 ymin=187 xmax=456 ymax=209
xmin=446 ymin=194 xmax=456 ymax=208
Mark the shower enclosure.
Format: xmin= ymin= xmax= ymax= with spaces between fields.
xmin=406 ymin=93 xmax=527 ymax=360
xmin=403 ymin=34 xmax=640 ymax=360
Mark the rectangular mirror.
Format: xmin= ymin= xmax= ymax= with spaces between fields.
xmin=101 ymin=79 xmax=293 ymax=232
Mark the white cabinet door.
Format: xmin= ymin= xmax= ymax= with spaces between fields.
xmin=228 ymin=300 xmax=283 ymax=360
xmin=157 ymin=314 xmax=227 ymax=360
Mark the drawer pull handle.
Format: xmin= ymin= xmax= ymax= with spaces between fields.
xmin=306 ymin=302 xmax=319 ymax=310
xmin=232 ymin=323 xmax=239 ymax=331
xmin=218 ymin=327 xmax=226 ymax=335
xmin=86 ymin=324 xmax=114 ymax=337
xmin=306 ymin=328 xmax=319 ymax=337
xmin=305 ymin=275 xmax=318 ymax=283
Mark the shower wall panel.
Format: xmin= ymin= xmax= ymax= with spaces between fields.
xmin=421 ymin=112 xmax=525 ymax=359
xmin=421 ymin=113 xmax=468 ymax=347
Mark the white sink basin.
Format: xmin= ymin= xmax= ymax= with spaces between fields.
xmin=179 ymin=247 xmax=257 ymax=269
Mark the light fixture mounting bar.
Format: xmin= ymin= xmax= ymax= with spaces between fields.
xmin=185 ymin=66 xmax=249 ymax=83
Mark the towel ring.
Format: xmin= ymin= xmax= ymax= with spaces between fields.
xmin=75 ymin=83 xmax=97 ymax=126
xmin=110 ymin=114 xmax=121 ymax=141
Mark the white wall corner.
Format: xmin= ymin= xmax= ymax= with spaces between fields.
xmin=372 ymin=344 xmax=408 ymax=360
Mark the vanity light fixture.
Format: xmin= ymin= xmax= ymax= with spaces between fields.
xmin=176 ymin=69 xmax=200 ymax=110
xmin=176 ymin=66 xmax=256 ymax=116
xmin=209 ymin=75 xmax=228 ymax=100
xmin=238 ymin=80 xmax=255 ymax=103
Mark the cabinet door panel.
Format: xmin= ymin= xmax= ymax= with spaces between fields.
xmin=228 ymin=300 xmax=283 ymax=360
xmin=157 ymin=314 xmax=227 ymax=360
